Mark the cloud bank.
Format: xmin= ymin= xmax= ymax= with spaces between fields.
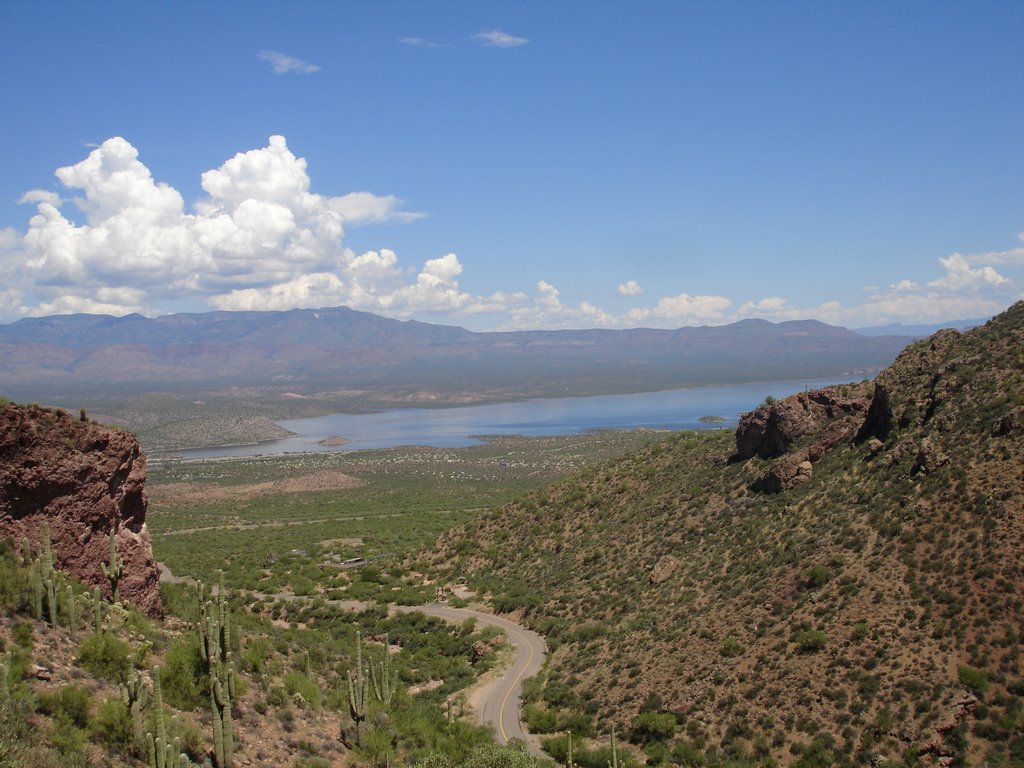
xmin=2 ymin=136 xmax=1020 ymax=330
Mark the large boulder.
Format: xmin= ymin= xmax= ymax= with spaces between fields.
xmin=733 ymin=385 xmax=873 ymax=462
xmin=0 ymin=402 xmax=162 ymax=617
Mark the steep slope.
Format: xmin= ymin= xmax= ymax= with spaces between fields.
xmin=431 ymin=302 xmax=1024 ymax=766
xmin=0 ymin=402 xmax=162 ymax=616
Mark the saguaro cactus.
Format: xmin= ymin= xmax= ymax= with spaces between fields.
xmin=19 ymin=537 xmax=31 ymax=568
xmin=120 ymin=669 xmax=149 ymax=749
xmin=347 ymin=631 xmax=369 ymax=746
xmin=370 ymin=633 xmax=397 ymax=708
xmin=199 ymin=572 xmax=235 ymax=767
xmin=45 ymin=576 xmax=58 ymax=626
xmin=146 ymin=668 xmax=190 ymax=768
xmin=65 ymin=584 xmax=78 ymax=641
xmin=100 ymin=530 xmax=125 ymax=602
xmin=93 ymin=587 xmax=103 ymax=634
xmin=40 ymin=523 xmax=54 ymax=579
xmin=30 ymin=560 xmax=43 ymax=621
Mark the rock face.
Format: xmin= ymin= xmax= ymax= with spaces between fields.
xmin=734 ymin=386 xmax=874 ymax=461
xmin=732 ymin=385 xmax=874 ymax=492
xmin=0 ymin=403 xmax=162 ymax=617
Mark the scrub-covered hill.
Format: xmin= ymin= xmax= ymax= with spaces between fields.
xmin=432 ymin=301 xmax=1024 ymax=767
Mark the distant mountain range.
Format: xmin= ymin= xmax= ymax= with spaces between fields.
xmin=853 ymin=318 xmax=986 ymax=337
xmin=0 ymin=307 xmax=916 ymax=408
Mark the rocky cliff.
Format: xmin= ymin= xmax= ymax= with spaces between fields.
xmin=0 ymin=402 xmax=162 ymax=617
xmin=732 ymin=382 xmax=874 ymax=491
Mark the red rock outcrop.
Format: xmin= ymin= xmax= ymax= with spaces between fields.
xmin=0 ymin=402 xmax=162 ymax=617
xmin=733 ymin=384 xmax=874 ymax=492
xmin=734 ymin=385 xmax=874 ymax=461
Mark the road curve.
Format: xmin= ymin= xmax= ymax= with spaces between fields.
xmin=396 ymin=604 xmax=547 ymax=756
xmin=159 ymin=565 xmax=547 ymax=755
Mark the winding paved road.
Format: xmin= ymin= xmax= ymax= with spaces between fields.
xmin=397 ymin=604 xmax=547 ymax=756
xmin=158 ymin=564 xmax=547 ymax=756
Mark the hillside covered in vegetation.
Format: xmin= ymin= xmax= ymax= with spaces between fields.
xmin=432 ymin=301 xmax=1024 ymax=767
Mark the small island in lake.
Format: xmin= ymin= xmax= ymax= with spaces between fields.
xmin=698 ymin=415 xmax=726 ymax=423
xmin=318 ymin=436 xmax=351 ymax=446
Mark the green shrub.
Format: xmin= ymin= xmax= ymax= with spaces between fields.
xmin=794 ymin=630 xmax=827 ymax=653
xmin=242 ymin=636 xmax=275 ymax=676
xmin=631 ymin=711 xmax=677 ymax=744
xmin=671 ymin=739 xmax=706 ymax=766
xmin=361 ymin=726 xmax=396 ymax=768
xmin=523 ymin=704 xmax=557 ymax=733
xmin=958 ymin=666 xmax=989 ymax=695
xmin=851 ymin=622 xmax=870 ymax=642
xmin=721 ymin=636 xmax=744 ymax=658
xmin=803 ymin=565 xmax=831 ymax=589
xmin=78 ymin=632 xmax=132 ymax=681
xmin=161 ymin=635 xmax=206 ymax=710
xmin=90 ymin=695 xmax=134 ymax=751
xmin=38 ymin=684 xmax=92 ymax=729
xmin=556 ymin=711 xmax=593 ymax=737
xmin=283 ymin=671 xmax=323 ymax=709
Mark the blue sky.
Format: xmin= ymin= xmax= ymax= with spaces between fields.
xmin=1 ymin=1 xmax=1021 ymax=330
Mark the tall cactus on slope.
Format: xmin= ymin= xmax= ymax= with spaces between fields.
xmin=347 ymin=631 xmax=369 ymax=746
xmin=370 ymin=633 xmax=397 ymax=708
xmin=120 ymin=669 xmax=149 ymax=749
xmin=146 ymin=666 xmax=189 ymax=768
xmin=100 ymin=529 xmax=125 ymax=602
xmin=199 ymin=571 xmax=235 ymax=768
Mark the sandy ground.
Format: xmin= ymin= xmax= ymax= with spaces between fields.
xmin=149 ymin=469 xmax=363 ymax=503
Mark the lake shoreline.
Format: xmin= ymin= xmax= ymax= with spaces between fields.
xmin=172 ymin=375 xmax=868 ymax=461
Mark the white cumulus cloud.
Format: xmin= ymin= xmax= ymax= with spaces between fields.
xmin=651 ymin=293 xmax=732 ymax=324
xmin=5 ymin=136 xmax=1022 ymax=332
xmin=8 ymin=136 xmax=435 ymax=319
xmin=617 ymin=280 xmax=642 ymax=296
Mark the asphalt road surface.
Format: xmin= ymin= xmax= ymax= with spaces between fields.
xmin=398 ymin=604 xmax=547 ymax=756
xmin=159 ymin=565 xmax=548 ymax=755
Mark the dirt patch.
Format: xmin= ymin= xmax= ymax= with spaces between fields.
xmin=151 ymin=469 xmax=364 ymax=503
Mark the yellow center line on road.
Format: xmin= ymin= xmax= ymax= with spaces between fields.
xmin=497 ymin=626 xmax=535 ymax=744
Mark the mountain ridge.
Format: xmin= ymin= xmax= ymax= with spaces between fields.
xmin=429 ymin=300 xmax=1024 ymax=767
xmin=0 ymin=306 xmax=911 ymax=406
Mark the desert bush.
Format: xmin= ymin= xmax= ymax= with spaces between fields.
xmin=556 ymin=710 xmax=593 ymax=737
xmin=89 ymin=695 xmax=133 ymax=751
xmin=721 ymin=636 xmax=744 ymax=658
xmin=958 ymin=666 xmax=989 ymax=695
xmin=802 ymin=565 xmax=831 ymax=589
xmin=523 ymin=704 xmax=557 ymax=733
xmin=77 ymin=632 xmax=132 ymax=681
xmin=794 ymin=630 xmax=827 ymax=653
xmin=630 ymin=711 xmax=677 ymax=744
xmin=161 ymin=635 xmax=206 ymax=709
xmin=283 ymin=671 xmax=323 ymax=709
xmin=37 ymin=684 xmax=92 ymax=729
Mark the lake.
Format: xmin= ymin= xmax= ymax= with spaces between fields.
xmin=180 ymin=376 xmax=868 ymax=459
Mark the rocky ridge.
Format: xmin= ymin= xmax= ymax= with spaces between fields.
xmin=0 ymin=402 xmax=162 ymax=616
xmin=433 ymin=301 xmax=1024 ymax=766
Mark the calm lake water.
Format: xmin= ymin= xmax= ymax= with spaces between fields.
xmin=180 ymin=376 xmax=867 ymax=459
